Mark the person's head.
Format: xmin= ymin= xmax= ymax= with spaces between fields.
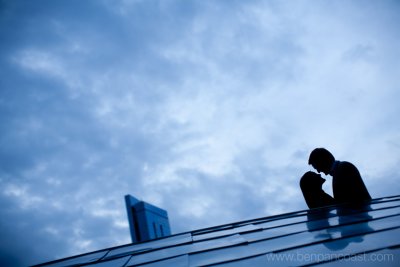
xmin=300 ymin=171 xmax=325 ymax=191
xmin=308 ymin=148 xmax=335 ymax=175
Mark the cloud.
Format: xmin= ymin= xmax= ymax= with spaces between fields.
xmin=0 ymin=0 xmax=400 ymax=266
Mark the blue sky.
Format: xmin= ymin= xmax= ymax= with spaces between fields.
xmin=1 ymin=0 xmax=400 ymax=265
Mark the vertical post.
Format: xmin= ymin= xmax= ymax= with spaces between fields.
xmin=125 ymin=195 xmax=140 ymax=243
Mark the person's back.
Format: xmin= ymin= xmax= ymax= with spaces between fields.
xmin=332 ymin=161 xmax=371 ymax=204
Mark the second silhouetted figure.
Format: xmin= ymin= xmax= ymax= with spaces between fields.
xmin=308 ymin=148 xmax=371 ymax=205
xmin=300 ymin=171 xmax=337 ymax=209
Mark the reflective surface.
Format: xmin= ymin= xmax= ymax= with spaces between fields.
xmin=35 ymin=196 xmax=400 ymax=267
xmin=192 ymin=224 xmax=261 ymax=241
xmin=105 ymin=233 xmax=192 ymax=259
xmin=127 ymin=234 xmax=247 ymax=266
xmin=37 ymin=250 xmax=109 ymax=267
xmin=133 ymin=255 xmax=189 ymax=267
xmin=91 ymin=256 xmax=131 ymax=267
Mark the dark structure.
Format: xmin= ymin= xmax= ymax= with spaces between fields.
xmin=125 ymin=195 xmax=171 ymax=243
xmin=33 ymin=195 xmax=400 ymax=266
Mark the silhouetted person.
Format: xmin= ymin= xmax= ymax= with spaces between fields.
xmin=300 ymin=171 xmax=337 ymax=209
xmin=308 ymin=148 xmax=371 ymax=205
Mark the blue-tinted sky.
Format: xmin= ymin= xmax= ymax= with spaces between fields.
xmin=1 ymin=0 xmax=400 ymax=265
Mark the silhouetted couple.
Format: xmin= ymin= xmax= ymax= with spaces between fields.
xmin=300 ymin=148 xmax=371 ymax=209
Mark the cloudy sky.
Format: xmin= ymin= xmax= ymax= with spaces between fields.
xmin=1 ymin=0 xmax=400 ymax=265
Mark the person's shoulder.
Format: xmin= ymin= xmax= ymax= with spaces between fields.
xmin=338 ymin=161 xmax=360 ymax=174
xmin=339 ymin=161 xmax=355 ymax=168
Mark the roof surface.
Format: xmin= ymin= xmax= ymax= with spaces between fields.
xmin=34 ymin=195 xmax=400 ymax=267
